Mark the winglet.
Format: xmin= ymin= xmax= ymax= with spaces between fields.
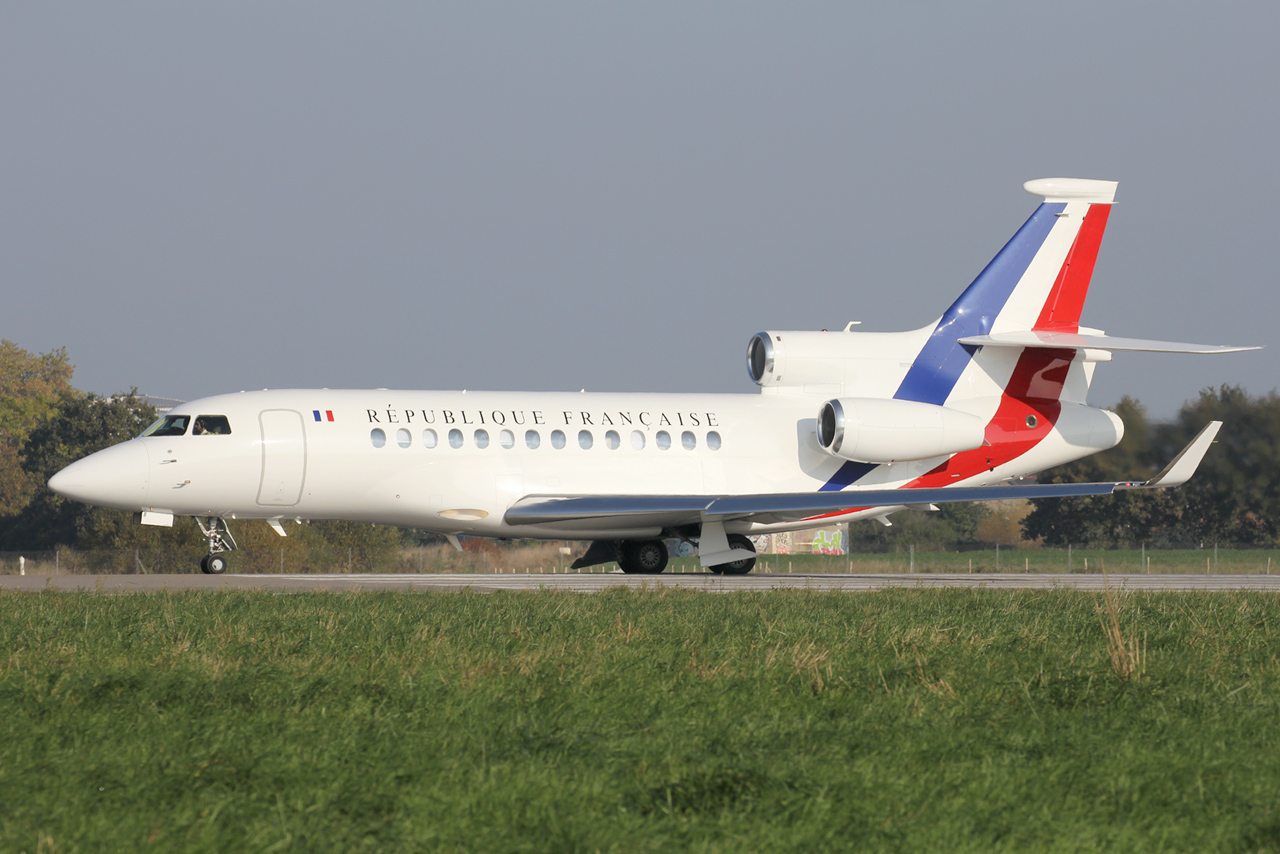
xmin=1126 ymin=421 xmax=1222 ymax=490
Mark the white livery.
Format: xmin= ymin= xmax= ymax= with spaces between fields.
xmin=49 ymin=179 xmax=1257 ymax=574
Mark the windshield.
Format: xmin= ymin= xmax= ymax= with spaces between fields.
xmin=140 ymin=414 xmax=190 ymax=437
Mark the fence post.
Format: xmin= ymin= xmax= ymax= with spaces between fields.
xmin=280 ymin=548 xmax=284 ymax=574
xmin=909 ymin=544 xmax=914 ymax=573
xmin=19 ymin=556 xmax=24 ymax=576
xmin=348 ymin=547 xmax=352 ymax=574
xmin=1068 ymin=544 xmax=1072 ymax=573
xmin=1141 ymin=542 xmax=1145 ymax=573
xmin=995 ymin=543 xmax=1000 ymax=571
xmin=1214 ymin=543 xmax=1218 ymax=572
xmin=55 ymin=549 xmax=59 ymax=573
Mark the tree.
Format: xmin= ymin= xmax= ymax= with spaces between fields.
xmin=0 ymin=391 xmax=159 ymax=550
xmin=1024 ymin=388 xmax=1280 ymax=547
xmin=0 ymin=341 xmax=75 ymax=514
xmin=1150 ymin=385 xmax=1280 ymax=545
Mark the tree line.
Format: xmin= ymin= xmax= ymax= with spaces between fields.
xmin=1 ymin=340 xmax=1277 ymax=553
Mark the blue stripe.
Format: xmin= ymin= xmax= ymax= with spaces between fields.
xmin=820 ymin=461 xmax=877 ymax=492
xmin=893 ymin=202 xmax=1065 ymax=406
xmin=819 ymin=201 xmax=1065 ymax=491
xmin=313 ymin=410 xmax=321 ymax=421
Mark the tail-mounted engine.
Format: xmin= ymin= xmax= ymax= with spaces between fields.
xmin=747 ymin=331 xmax=860 ymax=389
xmin=816 ymin=398 xmax=986 ymax=464
xmin=746 ymin=329 xmax=932 ymax=397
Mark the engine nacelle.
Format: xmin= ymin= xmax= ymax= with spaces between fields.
xmin=746 ymin=329 xmax=934 ymax=397
xmin=747 ymin=331 xmax=861 ymax=389
xmin=816 ymin=398 xmax=987 ymax=464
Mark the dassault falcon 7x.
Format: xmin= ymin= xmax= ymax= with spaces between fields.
xmin=50 ymin=178 xmax=1257 ymax=574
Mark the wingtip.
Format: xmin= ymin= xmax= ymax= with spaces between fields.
xmin=1141 ymin=421 xmax=1222 ymax=489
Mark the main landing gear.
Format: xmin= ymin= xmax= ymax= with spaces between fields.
xmin=196 ymin=517 xmax=237 ymax=575
xmin=569 ymin=539 xmax=669 ymax=574
xmin=569 ymin=531 xmax=758 ymax=575
xmin=618 ymin=540 xmax=669 ymax=574
xmin=707 ymin=534 xmax=757 ymax=575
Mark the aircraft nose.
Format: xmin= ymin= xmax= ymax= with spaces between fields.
xmin=48 ymin=440 xmax=150 ymax=511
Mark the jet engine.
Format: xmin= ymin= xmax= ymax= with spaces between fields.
xmin=746 ymin=329 xmax=933 ymax=397
xmin=816 ymin=398 xmax=987 ymax=464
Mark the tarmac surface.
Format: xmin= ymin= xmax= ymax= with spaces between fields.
xmin=2 ymin=572 xmax=1279 ymax=593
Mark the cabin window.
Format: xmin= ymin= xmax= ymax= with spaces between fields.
xmin=551 ymin=429 xmax=566 ymax=450
xmin=475 ymin=429 xmax=490 ymax=449
xmin=370 ymin=428 xmax=386 ymax=448
xmin=681 ymin=431 xmax=696 ymax=450
xmin=499 ymin=429 xmax=515 ymax=449
xmin=631 ymin=430 xmax=645 ymax=450
xmin=423 ymin=429 xmax=438 ymax=449
xmin=448 ymin=428 xmax=464 ymax=449
xmin=707 ymin=431 xmax=722 ymax=450
xmin=656 ymin=430 xmax=671 ymax=450
xmin=141 ymin=415 xmax=190 ymax=437
xmin=605 ymin=430 xmax=620 ymax=450
xmin=396 ymin=428 xmax=411 ymax=448
xmin=526 ymin=429 xmax=541 ymax=449
xmin=578 ymin=430 xmax=593 ymax=450
xmin=193 ymin=415 xmax=231 ymax=435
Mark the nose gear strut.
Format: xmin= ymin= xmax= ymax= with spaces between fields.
xmin=195 ymin=516 xmax=237 ymax=574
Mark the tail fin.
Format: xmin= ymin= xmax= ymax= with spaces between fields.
xmin=1002 ymin=178 xmax=1116 ymax=333
xmin=895 ymin=178 xmax=1116 ymax=406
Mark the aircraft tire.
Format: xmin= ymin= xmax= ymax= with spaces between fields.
xmin=711 ymin=534 xmax=756 ymax=575
xmin=201 ymin=554 xmax=229 ymax=575
xmin=619 ymin=540 xmax=668 ymax=574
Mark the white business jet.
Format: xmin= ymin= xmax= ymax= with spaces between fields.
xmin=49 ymin=179 xmax=1256 ymax=574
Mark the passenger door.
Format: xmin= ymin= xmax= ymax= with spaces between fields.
xmin=257 ymin=409 xmax=307 ymax=506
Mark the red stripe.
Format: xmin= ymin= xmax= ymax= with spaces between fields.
xmin=1035 ymin=205 xmax=1111 ymax=332
xmin=326 ymin=411 xmax=334 ymax=421
xmin=901 ymin=347 xmax=1075 ymax=490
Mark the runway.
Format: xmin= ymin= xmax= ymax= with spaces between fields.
xmin=2 ymin=572 xmax=1279 ymax=593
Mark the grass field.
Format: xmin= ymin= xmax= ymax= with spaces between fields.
xmin=2 ymin=589 xmax=1279 ymax=852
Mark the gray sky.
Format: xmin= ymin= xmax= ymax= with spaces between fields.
xmin=3 ymin=3 xmax=1276 ymax=418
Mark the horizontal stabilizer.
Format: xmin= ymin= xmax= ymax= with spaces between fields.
xmin=505 ymin=423 xmax=1221 ymax=529
xmin=958 ymin=330 xmax=1259 ymax=354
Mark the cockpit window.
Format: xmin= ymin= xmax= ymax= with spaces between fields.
xmin=140 ymin=415 xmax=190 ymax=437
xmin=192 ymin=415 xmax=232 ymax=435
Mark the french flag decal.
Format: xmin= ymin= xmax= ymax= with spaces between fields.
xmin=313 ymin=410 xmax=335 ymax=422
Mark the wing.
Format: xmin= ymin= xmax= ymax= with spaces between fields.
xmin=503 ymin=422 xmax=1221 ymax=530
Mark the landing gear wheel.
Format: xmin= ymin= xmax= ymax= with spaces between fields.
xmin=618 ymin=540 xmax=668 ymax=574
xmin=710 ymin=534 xmax=756 ymax=575
xmin=195 ymin=517 xmax=237 ymax=574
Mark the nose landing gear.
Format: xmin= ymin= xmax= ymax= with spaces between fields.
xmin=196 ymin=517 xmax=237 ymax=575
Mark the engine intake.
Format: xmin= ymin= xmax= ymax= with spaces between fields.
xmin=817 ymin=398 xmax=987 ymax=464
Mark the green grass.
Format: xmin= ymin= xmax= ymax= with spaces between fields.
xmin=2 ymin=589 xmax=1280 ymax=852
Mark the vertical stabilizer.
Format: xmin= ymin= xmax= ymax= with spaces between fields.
xmin=894 ymin=178 xmax=1117 ymax=407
